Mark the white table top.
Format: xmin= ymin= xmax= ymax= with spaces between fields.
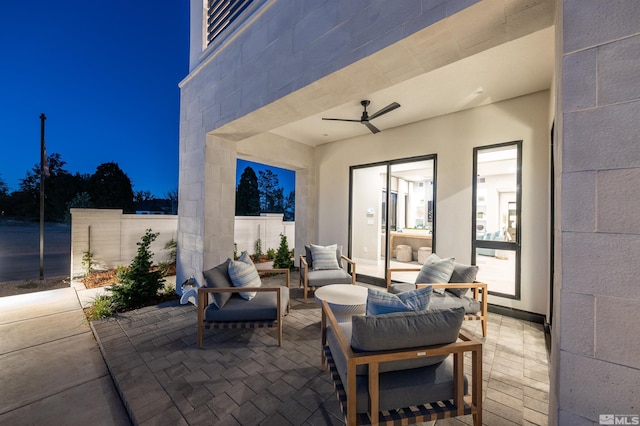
xmin=314 ymin=284 xmax=368 ymax=307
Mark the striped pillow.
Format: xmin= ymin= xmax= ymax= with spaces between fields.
xmin=237 ymin=250 xmax=253 ymax=265
xmin=366 ymin=286 xmax=432 ymax=315
xmin=415 ymin=254 xmax=455 ymax=287
xmin=228 ymin=259 xmax=261 ymax=300
xmin=310 ymin=244 xmax=340 ymax=270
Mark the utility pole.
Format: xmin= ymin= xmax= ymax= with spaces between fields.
xmin=39 ymin=113 xmax=46 ymax=280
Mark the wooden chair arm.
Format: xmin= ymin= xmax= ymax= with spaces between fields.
xmin=341 ymin=255 xmax=357 ymax=284
xmin=386 ymin=267 xmax=421 ymax=288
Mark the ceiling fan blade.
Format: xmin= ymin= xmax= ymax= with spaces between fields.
xmin=322 ymin=118 xmax=361 ymax=122
xmin=368 ymin=102 xmax=401 ymax=120
xmin=363 ymin=121 xmax=380 ymax=134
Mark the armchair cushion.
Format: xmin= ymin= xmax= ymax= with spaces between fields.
xmin=202 ymin=259 xmax=233 ymax=309
xmin=416 ymin=254 xmax=455 ymax=294
xmin=301 ymin=268 xmax=352 ymax=287
xmin=228 ymin=258 xmax=261 ymax=300
xmin=447 ymin=263 xmax=479 ymax=297
xmin=365 ymin=286 xmax=432 ymax=315
xmin=204 ymin=287 xmax=289 ymax=322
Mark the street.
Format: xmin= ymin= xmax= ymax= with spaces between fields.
xmin=0 ymin=221 xmax=70 ymax=281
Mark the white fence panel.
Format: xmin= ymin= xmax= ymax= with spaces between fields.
xmin=70 ymin=209 xmax=294 ymax=278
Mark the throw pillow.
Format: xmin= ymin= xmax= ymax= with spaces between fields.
xmin=202 ymin=259 xmax=233 ymax=309
xmin=447 ymin=263 xmax=479 ymax=298
xmin=415 ymin=253 xmax=455 ymax=293
xmin=305 ymin=244 xmax=344 ymax=269
xmin=237 ymin=250 xmax=253 ymax=265
xmin=228 ymin=259 xmax=261 ymax=300
xmin=366 ymin=286 xmax=432 ymax=315
xmin=310 ymin=244 xmax=340 ymax=270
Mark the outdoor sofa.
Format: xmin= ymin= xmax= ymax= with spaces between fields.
xmin=321 ymin=299 xmax=483 ymax=425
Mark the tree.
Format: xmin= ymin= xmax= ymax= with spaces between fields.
xmin=134 ymin=190 xmax=154 ymax=203
xmin=258 ymin=169 xmax=284 ymax=213
xmin=273 ymin=233 xmax=294 ymax=270
xmin=166 ymin=188 xmax=178 ymax=214
xmin=11 ymin=153 xmax=88 ymax=221
xmin=283 ymin=190 xmax=295 ymax=221
xmin=0 ymin=174 xmax=8 ymax=215
xmin=236 ymin=166 xmax=260 ymax=216
xmin=87 ymin=162 xmax=135 ymax=213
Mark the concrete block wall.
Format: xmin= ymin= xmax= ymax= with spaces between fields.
xmin=70 ymin=209 xmax=178 ymax=279
xmin=552 ymin=0 xmax=640 ymax=423
xmin=234 ymin=214 xmax=294 ymax=256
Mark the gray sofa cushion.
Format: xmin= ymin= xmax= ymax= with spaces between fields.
xmin=351 ymin=358 xmax=467 ymax=413
xmin=202 ymin=259 xmax=233 ymax=309
xmin=388 ymin=282 xmax=417 ymax=294
xmin=204 ymin=287 xmax=289 ymax=322
xmin=430 ymin=291 xmax=481 ymax=314
xmin=302 ymin=268 xmax=352 ymax=287
xmin=351 ymin=307 xmax=464 ymax=354
xmin=447 ymin=263 xmax=479 ymax=297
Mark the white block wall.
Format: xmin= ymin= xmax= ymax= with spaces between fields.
xmin=70 ymin=209 xmax=178 ymax=279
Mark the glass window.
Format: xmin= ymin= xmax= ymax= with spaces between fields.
xmin=473 ymin=141 xmax=521 ymax=299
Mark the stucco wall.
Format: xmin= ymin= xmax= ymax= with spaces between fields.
xmin=316 ymin=90 xmax=551 ymax=315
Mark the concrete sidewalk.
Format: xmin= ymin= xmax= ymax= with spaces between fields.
xmin=0 ymin=287 xmax=131 ymax=425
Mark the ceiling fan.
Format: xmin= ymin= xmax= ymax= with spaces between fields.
xmin=322 ymin=100 xmax=401 ymax=134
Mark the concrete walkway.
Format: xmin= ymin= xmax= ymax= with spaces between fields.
xmin=0 ymin=287 xmax=131 ymax=425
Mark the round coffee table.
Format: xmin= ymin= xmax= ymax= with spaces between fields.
xmin=314 ymin=284 xmax=368 ymax=322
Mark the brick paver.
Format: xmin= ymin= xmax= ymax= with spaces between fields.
xmin=92 ymin=280 xmax=342 ymax=426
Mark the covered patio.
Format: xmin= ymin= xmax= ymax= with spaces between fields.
xmin=94 ymin=273 xmax=549 ymax=425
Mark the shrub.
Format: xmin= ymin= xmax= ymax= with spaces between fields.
xmin=82 ymin=250 xmax=94 ymax=276
xmin=109 ymin=229 xmax=165 ymax=310
xmin=253 ymin=238 xmax=263 ymax=262
xmin=87 ymin=295 xmax=115 ymax=320
xmin=273 ymin=234 xmax=294 ymax=270
xmin=267 ymin=248 xmax=276 ymax=260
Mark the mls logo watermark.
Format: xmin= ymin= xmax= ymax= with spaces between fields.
xmin=600 ymin=414 xmax=640 ymax=425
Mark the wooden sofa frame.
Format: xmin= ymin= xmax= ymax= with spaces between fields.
xmin=321 ymin=300 xmax=483 ymax=426
xmin=386 ymin=268 xmax=488 ymax=337
xmin=299 ymin=255 xmax=356 ymax=303
xmin=197 ymin=269 xmax=290 ymax=347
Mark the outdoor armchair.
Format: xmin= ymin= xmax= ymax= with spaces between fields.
xmin=197 ymin=257 xmax=290 ymax=347
xmin=300 ymin=244 xmax=356 ymax=303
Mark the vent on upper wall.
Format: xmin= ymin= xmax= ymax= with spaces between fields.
xmin=207 ymin=0 xmax=255 ymax=46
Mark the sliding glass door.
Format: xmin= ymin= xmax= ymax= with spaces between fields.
xmin=350 ymin=156 xmax=436 ymax=285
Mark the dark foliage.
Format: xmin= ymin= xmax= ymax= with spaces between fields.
xmin=273 ymin=233 xmax=294 ymax=270
xmin=110 ymin=229 xmax=165 ymax=309
xmin=236 ymin=166 xmax=260 ymax=216
xmin=87 ymin=162 xmax=135 ymax=213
